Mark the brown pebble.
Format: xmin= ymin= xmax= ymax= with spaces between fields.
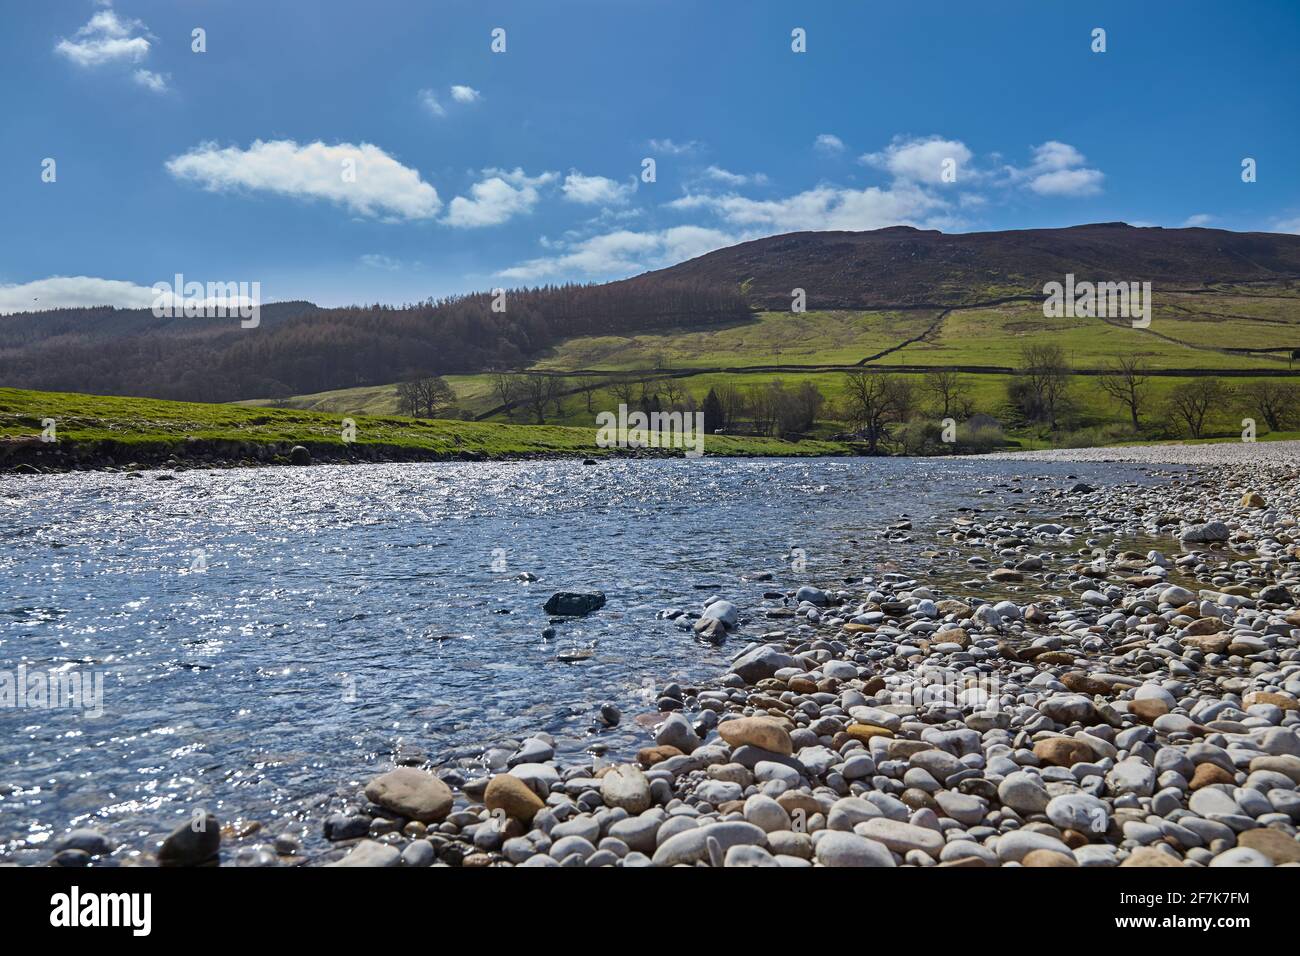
xmin=636 ymin=745 xmax=684 ymax=769
xmin=1129 ymin=698 xmax=1170 ymax=723
xmin=1189 ymin=762 xmax=1235 ymax=790
xmin=1021 ymin=849 xmax=1078 ymax=867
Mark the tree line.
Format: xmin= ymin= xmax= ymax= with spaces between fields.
xmin=0 ymin=281 xmax=749 ymax=403
xmin=481 ymin=349 xmax=1299 ymax=452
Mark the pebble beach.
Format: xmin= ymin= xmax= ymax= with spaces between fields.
xmin=43 ymin=441 xmax=1300 ymax=868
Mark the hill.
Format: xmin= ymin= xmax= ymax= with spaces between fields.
xmin=6 ymin=224 xmax=1300 ymax=409
xmin=0 ymin=282 xmax=745 ymax=403
xmin=643 ymin=223 xmax=1300 ymax=309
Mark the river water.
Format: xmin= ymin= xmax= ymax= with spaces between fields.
xmin=0 ymin=457 xmax=1145 ymax=861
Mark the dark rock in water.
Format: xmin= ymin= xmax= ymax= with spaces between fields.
xmin=51 ymin=849 xmax=92 ymax=867
xmin=324 ymin=812 xmax=371 ymax=841
xmin=159 ymin=811 xmax=221 ymax=866
xmin=541 ymin=626 xmax=556 ymax=640
xmin=582 ymin=458 xmax=597 ymax=465
xmin=699 ymin=599 xmax=739 ymax=629
xmin=289 ymin=445 xmax=312 ymax=466
xmin=543 ymin=590 xmax=606 ymax=616
xmin=54 ymin=828 xmax=114 ymax=856
xmin=796 ymin=585 xmax=829 ymax=606
xmin=599 ymin=703 xmax=621 ymax=726
xmin=1068 ymin=482 xmax=1095 ymax=494
xmin=694 ymin=617 xmax=727 ymax=643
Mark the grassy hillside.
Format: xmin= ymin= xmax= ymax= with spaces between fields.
xmin=0 ymin=388 xmax=851 ymax=472
xmin=527 ymin=309 xmax=940 ymax=371
xmin=246 ymin=282 xmax=1300 ymax=446
xmin=646 ymin=223 xmax=1300 ymax=309
xmin=10 ymin=224 xmax=1300 ymax=410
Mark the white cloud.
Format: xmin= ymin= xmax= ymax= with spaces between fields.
xmin=0 ymin=276 xmax=159 ymax=314
xmin=1007 ymin=141 xmax=1105 ymax=197
xmin=1182 ymin=213 xmax=1214 ymax=227
xmin=1028 ymin=167 xmax=1104 ymax=197
xmin=702 ymin=165 xmax=768 ymax=187
xmin=418 ymin=89 xmax=445 ymax=117
xmin=561 ymin=172 xmax=633 ymax=205
xmin=132 ymin=68 xmax=169 ymax=93
xmin=0 ymin=274 xmax=252 ymax=316
xmin=359 ymin=254 xmax=404 ymax=271
xmin=165 ymin=139 xmax=442 ymax=220
xmin=1273 ymin=216 xmax=1300 ymax=235
xmin=500 ymin=225 xmax=735 ymax=280
xmin=814 ymin=133 xmax=845 ymax=154
xmin=861 ymin=135 xmax=973 ymax=184
xmin=668 ymin=181 xmax=942 ymax=233
xmin=444 ymin=168 xmax=556 ymax=228
xmin=500 ymin=132 xmax=1117 ymax=284
xmin=55 ymin=7 xmax=151 ymax=66
xmin=1029 ymin=141 xmax=1087 ymax=172
xmin=421 ymin=85 xmax=481 ymax=117
xmin=647 ymin=138 xmax=700 ymax=156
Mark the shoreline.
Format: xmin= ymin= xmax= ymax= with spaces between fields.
xmin=1 ymin=436 xmax=852 ymax=475
xmin=9 ymin=435 xmax=1300 ymax=475
xmin=23 ymin=444 xmax=1300 ymax=868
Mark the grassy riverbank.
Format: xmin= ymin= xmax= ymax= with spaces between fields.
xmin=0 ymin=388 xmax=854 ymax=471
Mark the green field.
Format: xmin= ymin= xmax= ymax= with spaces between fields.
xmin=237 ymin=283 xmax=1300 ymax=448
xmin=528 ymin=309 xmax=940 ymax=371
xmin=0 ymin=388 xmax=853 ymax=466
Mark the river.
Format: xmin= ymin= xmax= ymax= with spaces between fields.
xmin=0 ymin=456 xmax=1148 ymax=861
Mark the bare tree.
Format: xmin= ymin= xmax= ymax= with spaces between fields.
xmin=546 ymin=376 xmax=567 ymax=418
xmin=714 ymin=382 xmax=744 ymax=430
xmin=637 ymin=376 xmax=659 ymax=410
xmin=661 ymin=378 xmax=685 ymax=410
xmin=1167 ymin=378 xmax=1232 ymax=438
xmin=608 ymin=375 xmax=638 ymax=408
xmin=576 ymin=377 xmax=603 ymax=413
xmin=924 ymin=368 xmax=969 ymax=419
xmin=396 ymin=380 xmax=421 ymax=417
xmin=1015 ymin=343 xmax=1071 ymax=428
xmin=519 ymin=375 xmax=562 ymax=424
xmin=843 ymin=371 xmax=911 ymax=454
xmin=744 ymin=383 xmax=778 ymax=436
xmin=1240 ymin=380 xmax=1299 ymax=432
xmin=773 ymin=379 xmax=825 ymax=434
xmin=490 ymin=372 xmax=521 ymax=420
xmin=1096 ymin=356 xmax=1151 ymax=428
xmin=397 ymin=376 xmax=456 ymax=418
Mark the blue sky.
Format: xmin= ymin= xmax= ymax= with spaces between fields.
xmin=3 ymin=0 xmax=1299 ymax=312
